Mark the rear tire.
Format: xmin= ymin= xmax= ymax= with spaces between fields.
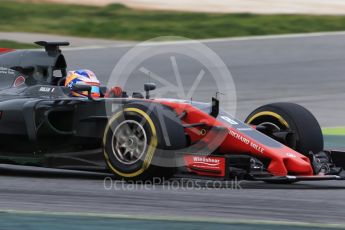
xmin=245 ymin=102 xmax=323 ymax=156
xmin=103 ymin=103 xmax=185 ymax=182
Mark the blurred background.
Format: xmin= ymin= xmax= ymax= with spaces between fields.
xmin=3 ymin=0 xmax=345 ymax=44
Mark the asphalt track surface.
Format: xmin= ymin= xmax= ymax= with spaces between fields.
xmin=2 ymin=33 xmax=345 ymax=226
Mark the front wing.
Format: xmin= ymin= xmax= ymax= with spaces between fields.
xmin=176 ymin=150 xmax=345 ymax=182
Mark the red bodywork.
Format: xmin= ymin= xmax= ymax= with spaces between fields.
xmin=0 ymin=48 xmax=14 ymax=54
xmin=158 ymin=100 xmax=313 ymax=177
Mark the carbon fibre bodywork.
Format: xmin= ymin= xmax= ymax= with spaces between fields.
xmin=0 ymin=42 xmax=124 ymax=170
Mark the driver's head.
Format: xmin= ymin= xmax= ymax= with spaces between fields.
xmin=65 ymin=69 xmax=100 ymax=98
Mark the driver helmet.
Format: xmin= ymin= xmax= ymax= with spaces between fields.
xmin=65 ymin=69 xmax=100 ymax=98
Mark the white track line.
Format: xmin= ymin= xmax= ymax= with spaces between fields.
xmin=62 ymin=31 xmax=345 ymax=51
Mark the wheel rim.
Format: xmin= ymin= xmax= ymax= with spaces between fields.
xmin=256 ymin=120 xmax=297 ymax=150
xmin=112 ymin=120 xmax=147 ymax=165
xmin=258 ymin=121 xmax=281 ymax=132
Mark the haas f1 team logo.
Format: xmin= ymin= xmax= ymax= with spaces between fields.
xmin=184 ymin=155 xmax=226 ymax=177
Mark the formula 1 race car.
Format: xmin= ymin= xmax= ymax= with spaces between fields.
xmin=1 ymin=41 xmax=345 ymax=183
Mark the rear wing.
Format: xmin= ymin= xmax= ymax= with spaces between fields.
xmin=35 ymin=41 xmax=70 ymax=54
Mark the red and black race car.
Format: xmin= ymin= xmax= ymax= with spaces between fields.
xmin=0 ymin=41 xmax=344 ymax=183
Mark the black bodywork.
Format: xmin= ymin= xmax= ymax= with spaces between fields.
xmin=0 ymin=42 xmax=120 ymax=171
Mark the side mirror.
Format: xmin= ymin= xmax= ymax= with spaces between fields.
xmin=71 ymin=84 xmax=94 ymax=100
xmin=210 ymin=97 xmax=219 ymax=118
xmin=144 ymin=83 xmax=156 ymax=99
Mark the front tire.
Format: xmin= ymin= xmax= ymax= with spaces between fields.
xmin=245 ymin=102 xmax=323 ymax=156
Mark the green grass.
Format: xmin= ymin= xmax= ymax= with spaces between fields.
xmin=322 ymin=127 xmax=345 ymax=148
xmin=0 ymin=40 xmax=38 ymax=49
xmin=2 ymin=1 xmax=345 ymax=40
xmin=323 ymin=127 xmax=345 ymax=136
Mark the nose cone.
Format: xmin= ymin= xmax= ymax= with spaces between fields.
xmin=268 ymin=152 xmax=313 ymax=176
xmin=284 ymin=155 xmax=313 ymax=176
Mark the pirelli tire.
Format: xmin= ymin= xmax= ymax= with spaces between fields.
xmin=245 ymin=102 xmax=324 ymax=156
xmin=103 ymin=102 xmax=186 ymax=182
